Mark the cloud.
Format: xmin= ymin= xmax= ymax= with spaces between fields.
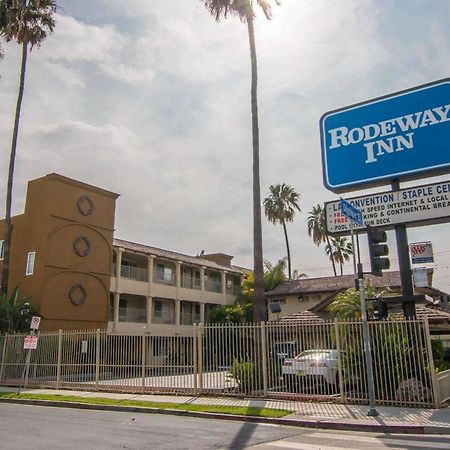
xmin=0 ymin=0 xmax=449 ymax=293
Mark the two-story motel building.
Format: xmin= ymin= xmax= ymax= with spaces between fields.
xmin=0 ymin=173 xmax=243 ymax=334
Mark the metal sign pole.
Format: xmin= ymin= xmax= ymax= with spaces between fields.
xmin=357 ymin=272 xmax=378 ymax=416
xmin=341 ymin=198 xmax=378 ymax=417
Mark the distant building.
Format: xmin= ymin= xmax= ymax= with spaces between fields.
xmin=0 ymin=174 xmax=243 ymax=334
xmin=266 ymin=272 xmax=450 ymax=334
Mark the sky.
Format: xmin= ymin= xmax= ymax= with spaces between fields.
xmin=0 ymin=0 xmax=449 ymax=293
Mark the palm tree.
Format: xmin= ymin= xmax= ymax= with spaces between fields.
xmin=263 ymin=183 xmax=301 ymax=279
xmin=0 ymin=0 xmax=57 ymax=296
xmin=325 ymin=236 xmax=353 ymax=276
xmin=200 ymin=1 xmax=279 ymax=322
xmin=307 ymin=204 xmax=337 ymax=276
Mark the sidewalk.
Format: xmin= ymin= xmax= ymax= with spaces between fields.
xmin=1 ymin=386 xmax=449 ymax=434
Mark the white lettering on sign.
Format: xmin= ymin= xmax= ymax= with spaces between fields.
xmin=328 ymin=103 xmax=450 ymax=164
xmin=325 ymin=181 xmax=450 ymax=234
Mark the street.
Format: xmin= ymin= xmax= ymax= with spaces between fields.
xmin=1 ymin=403 xmax=450 ymax=450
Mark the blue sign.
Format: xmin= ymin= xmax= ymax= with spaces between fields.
xmin=339 ymin=198 xmax=364 ymax=227
xmin=320 ymin=79 xmax=450 ymax=193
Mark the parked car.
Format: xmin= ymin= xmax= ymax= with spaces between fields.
xmin=282 ymin=349 xmax=338 ymax=386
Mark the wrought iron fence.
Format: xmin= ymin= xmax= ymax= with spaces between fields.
xmin=0 ymin=318 xmax=440 ymax=407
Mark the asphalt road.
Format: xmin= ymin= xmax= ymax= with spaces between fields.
xmin=2 ymin=403 xmax=450 ymax=450
xmin=0 ymin=403 xmax=299 ymax=449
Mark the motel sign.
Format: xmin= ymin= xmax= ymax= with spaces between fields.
xmin=320 ymin=79 xmax=450 ymax=193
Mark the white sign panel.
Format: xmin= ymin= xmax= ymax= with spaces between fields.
xmin=30 ymin=316 xmax=41 ymax=330
xmin=325 ymin=180 xmax=450 ymax=234
xmin=23 ymin=336 xmax=39 ymax=350
xmin=410 ymin=242 xmax=434 ymax=264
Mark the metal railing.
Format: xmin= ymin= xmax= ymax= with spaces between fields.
xmin=0 ymin=318 xmax=439 ymax=407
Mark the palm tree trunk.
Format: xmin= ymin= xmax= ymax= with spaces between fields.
xmin=246 ymin=14 xmax=265 ymax=323
xmin=325 ymin=234 xmax=337 ymax=277
xmin=1 ymin=42 xmax=28 ymax=297
xmin=282 ymin=221 xmax=292 ymax=279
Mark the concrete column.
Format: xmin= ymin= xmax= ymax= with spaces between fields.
xmin=115 ymin=248 xmax=123 ymax=292
xmin=200 ymin=266 xmax=205 ymax=302
xmin=113 ymin=292 xmax=120 ymax=331
xmin=147 ymin=255 xmax=154 ymax=297
xmin=200 ymin=303 xmax=205 ymax=324
xmin=175 ymin=299 xmax=181 ymax=326
xmin=222 ymin=271 xmax=227 ymax=302
xmin=176 ymin=261 xmax=181 ymax=299
xmin=146 ymin=296 xmax=153 ymax=327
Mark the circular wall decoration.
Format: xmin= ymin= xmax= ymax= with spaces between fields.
xmin=73 ymin=236 xmax=91 ymax=257
xmin=77 ymin=195 xmax=94 ymax=216
xmin=69 ymin=284 xmax=87 ymax=306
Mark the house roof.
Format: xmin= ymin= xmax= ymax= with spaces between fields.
xmin=266 ymin=272 xmax=402 ymax=297
xmin=113 ymin=238 xmax=243 ymax=274
xmin=275 ymin=303 xmax=450 ymax=328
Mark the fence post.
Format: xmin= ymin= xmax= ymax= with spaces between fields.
xmin=423 ymin=318 xmax=440 ymax=408
xmin=198 ymin=323 xmax=204 ymax=394
xmin=56 ymin=330 xmax=62 ymax=389
xmin=260 ymin=322 xmax=268 ymax=396
xmin=141 ymin=333 xmax=146 ymax=393
xmin=0 ymin=333 xmax=8 ymax=383
xmin=334 ymin=319 xmax=345 ymax=402
xmin=193 ymin=324 xmax=198 ymax=396
xmin=95 ymin=329 xmax=100 ymax=390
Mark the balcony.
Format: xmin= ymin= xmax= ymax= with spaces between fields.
xmin=109 ymin=307 xmax=147 ymax=323
xmin=111 ymin=263 xmax=148 ymax=282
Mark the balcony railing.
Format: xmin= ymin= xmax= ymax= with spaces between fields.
xmin=111 ymin=263 xmax=148 ymax=282
xmin=205 ymin=280 xmax=222 ymax=293
xmin=152 ymin=309 xmax=175 ymax=325
xmin=109 ymin=307 xmax=147 ymax=323
xmin=180 ymin=312 xmax=201 ymax=326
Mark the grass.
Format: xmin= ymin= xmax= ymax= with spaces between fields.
xmin=0 ymin=392 xmax=291 ymax=418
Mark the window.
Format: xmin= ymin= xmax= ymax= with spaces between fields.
xmin=26 ymin=252 xmax=35 ymax=275
xmin=155 ymin=263 xmax=173 ymax=284
xmin=270 ymin=298 xmax=286 ymax=305
xmin=119 ymin=298 xmax=127 ymax=319
xmin=154 ymin=300 xmax=163 ymax=318
xmin=0 ymin=240 xmax=4 ymax=260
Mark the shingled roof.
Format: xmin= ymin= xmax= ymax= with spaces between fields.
xmin=275 ymin=302 xmax=450 ymax=330
xmin=266 ymin=271 xmax=402 ymax=297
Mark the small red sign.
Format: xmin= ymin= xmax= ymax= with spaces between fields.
xmin=23 ymin=336 xmax=38 ymax=350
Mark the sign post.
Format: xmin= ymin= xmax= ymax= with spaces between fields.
xmin=339 ymin=199 xmax=378 ymax=417
xmin=19 ymin=316 xmax=40 ymax=394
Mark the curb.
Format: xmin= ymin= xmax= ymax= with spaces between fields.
xmin=1 ymin=397 xmax=449 ymax=435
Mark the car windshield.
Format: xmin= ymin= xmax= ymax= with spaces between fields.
xmin=296 ymin=350 xmax=333 ymax=359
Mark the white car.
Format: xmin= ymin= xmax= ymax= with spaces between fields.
xmin=282 ymin=349 xmax=338 ymax=386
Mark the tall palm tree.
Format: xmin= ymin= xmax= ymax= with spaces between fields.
xmin=325 ymin=236 xmax=353 ymax=276
xmin=307 ymin=204 xmax=337 ymax=276
xmin=263 ymin=183 xmax=301 ymax=279
xmin=0 ymin=0 xmax=57 ymax=296
xmin=200 ymin=1 xmax=279 ymax=322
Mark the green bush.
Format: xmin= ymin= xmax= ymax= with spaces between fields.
xmin=229 ymin=358 xmax=262 ymax=393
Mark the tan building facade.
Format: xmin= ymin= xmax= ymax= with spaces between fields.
xmin=0 ymin=174 xmax=243 ymax=334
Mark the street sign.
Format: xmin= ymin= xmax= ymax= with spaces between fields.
xmin=30 ymin=316 xmax=41 ymax=330
xmin=410 ymin=242 xmax=434 ymax=264
xmin=23 ymin=336 xmax=38 ymax=350
xmin=325 ymin=180 xmax=450 ymax=234
xmin=320 ymin=79 xmax=450 ymax=193
xmin=340 ymin=197 xmax=364 ymax=226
